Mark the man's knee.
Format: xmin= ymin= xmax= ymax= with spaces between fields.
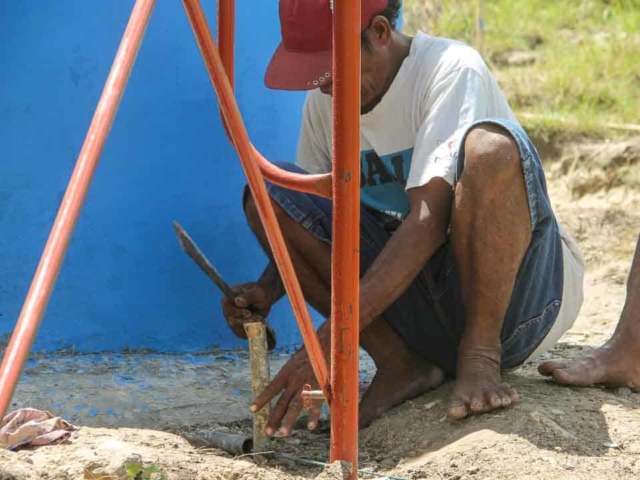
xmin=243 ymin=161 xmax=305 ymax=232
xmin=243 ymin=190 xmax=261 ymax=233
xmin=243 ymin=189 xmax=288 ymax=234
xmin=460 ymin=125 xmax=522 ymax=189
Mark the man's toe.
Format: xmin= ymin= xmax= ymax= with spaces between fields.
xmin=497 ymin=390 xmax=512 ymax=406
xmin=551 ymin=365 xmax=584 ymax=385
xmin=469 ymin=394 xmax=486 ymax=413
xmin=487 ymin=391 xmax=502 ymax=408
xmin=505 ymin=386 xmax=519 ymax=403
xmin=447 ymin=397 xmax=469 ymax=420
xmin=539 ymin=361 xmax=564 ymax=376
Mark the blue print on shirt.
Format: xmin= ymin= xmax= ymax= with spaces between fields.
xmin=360 ymin=147 xmax=414 ymax=220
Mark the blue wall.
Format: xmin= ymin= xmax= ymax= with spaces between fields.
xmin=0 ymin=0 xmax=319 ymax=353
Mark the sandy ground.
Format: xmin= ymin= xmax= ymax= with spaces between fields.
xmin=2 ymin=138 xmax=640 ymax=480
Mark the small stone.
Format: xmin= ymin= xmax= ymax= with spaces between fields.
xmin=423 ymin=401 xmax=440 ymax=411
xmin=615 ymin=387 xmax=632 ymax=397
xmin=450 ymin=462 xmax=458 ymax=468
xmin=314 ymin=461 xmax=352 ymax=480
xmin=551 ymin=409 xmax=565 ymax=416
xmin=506 ymin=51 xmax=542 ymax=66
xmin=380 ymin=458 xmax=396 ymax=469
xmin=467 ymin=466 xmax=480 ymax=474
xmin=602 ymin=441 xmax=621 ymax=449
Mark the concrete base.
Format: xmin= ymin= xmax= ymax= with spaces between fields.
xmin=10 ymin=352 xmax=376 ymax=430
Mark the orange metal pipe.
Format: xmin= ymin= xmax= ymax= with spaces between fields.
xmin=216 ymin=0 xmax=332 ymax=199
xmin=253 ymin=146 xmax=332 ymax=199
xmin=330 ymin=0 xmax=361 ymax=474
xmin=217 ymin=0 xmax=234 ymax=141
xmin=0 ymin=0 xmax=156 ymax=420
xmin=181 ymin=0 xmax=331 ymax=398
xmin=217 ymin=0 xmax=234 ymax=89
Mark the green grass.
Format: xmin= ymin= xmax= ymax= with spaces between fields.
xmin=403 ymin=0 xmax=640 ymax=138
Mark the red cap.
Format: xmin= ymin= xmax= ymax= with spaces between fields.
xmin=265 ymin=0 xmax=389 ymax=91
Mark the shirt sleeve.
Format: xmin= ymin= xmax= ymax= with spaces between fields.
xmin=295 ymin=93 xmax=332 ymax=174
xmin=406 ymin=67 xmax=491 ymax=189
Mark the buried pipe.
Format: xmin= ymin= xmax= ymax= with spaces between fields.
xmin=187 ymin=431 xmax=253 ymax=456
xmin=187 ymin=430 xmax=410 ymax=480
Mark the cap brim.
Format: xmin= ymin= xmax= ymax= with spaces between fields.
xmin=265 ymin=43 xmax=333 ymax=91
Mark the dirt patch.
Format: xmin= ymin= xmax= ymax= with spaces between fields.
xmin=3 ymin=138 xmax=640 ymax=480
xmin=551 ymin=137 xmax=640 ymax=198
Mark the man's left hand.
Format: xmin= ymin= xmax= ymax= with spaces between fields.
xmin=250 ymin=347 xmax=324 ymax=437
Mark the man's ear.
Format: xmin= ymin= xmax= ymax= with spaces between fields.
xmin=369 ymin=15 xmax=392 ymax=46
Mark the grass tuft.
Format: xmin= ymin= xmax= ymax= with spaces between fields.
xmin=403 ymin=0 xmax=640 ymax=138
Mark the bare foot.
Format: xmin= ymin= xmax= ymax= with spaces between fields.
xmin=448 ymin=349 xmax=518 ymax=420
xmin=359 ymin=356 xmax=445 ymax=429
xmin=538 ymin=333 xmax=640 ymax=391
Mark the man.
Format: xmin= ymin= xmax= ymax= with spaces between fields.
xmin=221 ymin=0 xmax=585 ymax=436
xmin=540 ymin=234 xmax=640 ymax=391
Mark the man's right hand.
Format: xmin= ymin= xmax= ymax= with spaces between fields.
xmin=221 ymin=282 xmax=276 ymax=339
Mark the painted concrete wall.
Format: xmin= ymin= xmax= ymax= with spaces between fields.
xmin=0 ymin=0 xmax=320 ymax=353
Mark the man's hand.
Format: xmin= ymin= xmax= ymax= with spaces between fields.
xmin=249 ymin=347 xmax=323 ymax=437
xmin=250 ymin=324 xmax=330 ymax=437
xmin=221 ymin=282 xmax=276 ymax=339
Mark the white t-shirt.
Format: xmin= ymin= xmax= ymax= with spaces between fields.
xmin=296 ymin=32 xmax=584 ymax=358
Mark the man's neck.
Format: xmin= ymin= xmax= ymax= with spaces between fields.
xmin=361 ymin=32 xmax=413 ymax=115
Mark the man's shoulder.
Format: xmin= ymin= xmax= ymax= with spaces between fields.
xmin=305 ymin=89 xmax=331 ymax=111
xmin=412 ymin=32 xmax=488 ymax=79
xmin=302 ymin=89 xmax=332 ymax=124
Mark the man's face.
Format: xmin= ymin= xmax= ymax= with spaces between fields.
xmin=319 ymin=17 xmax=394 ymax=115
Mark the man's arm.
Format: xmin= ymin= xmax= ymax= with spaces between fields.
xmin=359 ymin=177 xmax=453 ymax=329
xmin=259 ymin=178 xmax=452 ymax=333
xmin=258 ymin=262 xmax=286 ymax=303
xmin=248 ymin=178 xmax=453 ymax=437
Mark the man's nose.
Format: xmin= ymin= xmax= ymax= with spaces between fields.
xmin=320 ymin=81 xmax=333 ymax=95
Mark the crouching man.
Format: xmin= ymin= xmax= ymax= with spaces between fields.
xmin=221 ymin=0 xmax=585 ymax=436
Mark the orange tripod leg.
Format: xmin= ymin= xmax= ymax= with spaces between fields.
xmin=0 ymin=0 xmax=157 ymax=420
xmin=330 ymin=0 xmax=361 ymax=475
xmin=182 ymin=0 xmax=331 ymax=398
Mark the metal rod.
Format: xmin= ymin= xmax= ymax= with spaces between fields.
xmin=253 ymin=146 xmax=333 ymax=199
xmin=217 ymin=0 xmax=234 ymax=140
xmin=181 ymin=0 xmax=331 ymax=401
xmin=217 ymin=0 xmax=333 ymax=199
xmin=330 ymin=0 xmax=361 ymax=475
xmin=0 ymin=0 xmax=157 ymax=420
xmin=217 ymin=0 xmax=234 ymax=89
